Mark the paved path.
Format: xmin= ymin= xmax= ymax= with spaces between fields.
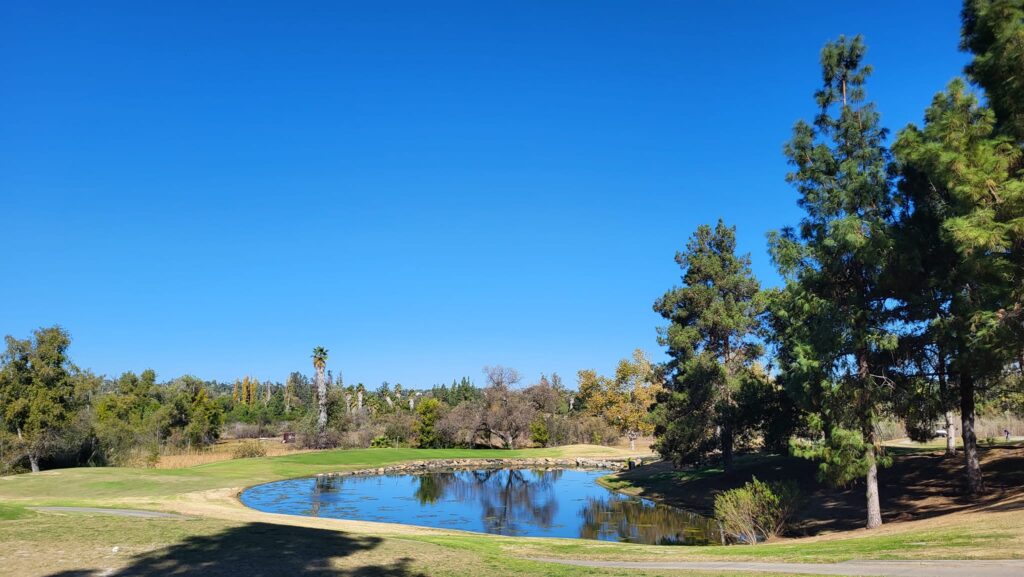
xmin=531 ymin=558 xmax=1024 ymax=577
xmin=31 ymin=506 xmax=190 ymax=519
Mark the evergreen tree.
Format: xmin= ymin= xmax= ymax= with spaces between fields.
xmin=155 ymin=376 xmax=224 ymax=448
xmin=414 ymin=398 xmax=443 ymax=448
xmin=962 ymin=0 xmax=1024 ymax=143
xmin=894 ymin=78 xmax=1023 ymax=494
xmin=654 ymin=220 xmax=763 ymax=471
xmin=769 ymin=36 xmax=896 ymax=528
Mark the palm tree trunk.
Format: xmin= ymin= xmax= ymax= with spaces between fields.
xmin=316 ymin=367 xmax=328 ymax=446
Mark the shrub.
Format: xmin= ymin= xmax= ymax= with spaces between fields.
xmin=232 ymin=440 xmax=267 ymax=459
xmin=119 ymin=445 xmax=160 ymax=468
xmin=340 ymin=429 xmax=375 ymax=449
xmin=227 ymin=422 xmax=262 ymax=439
xmin=370 ymin=435 xmax=393 ymax=448
xmin=294 ymin=411 xmax=345 ymax=449
xmin=414 ymin=398 xmax=444 ymax=448
xmin=714 ymin=484 xmax=759 ymax=545
xmin=714 ymin=477 xmax=800 ymax=544
xmin=530 ymin=418 xmax=550 ymax=447
xmin=379 ymin=412 xmax=415 ymax=447
xmin=567 ymin=415 xmax=619 ymax=446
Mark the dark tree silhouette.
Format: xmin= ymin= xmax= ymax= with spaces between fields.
xmin=43 ymin=522 xmax=426 ymax=577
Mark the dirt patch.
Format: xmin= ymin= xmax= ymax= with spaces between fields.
xmin=155 ymin=438 xmax=314 ymax=468
xmin=32 ymin=506 xmax=191 ymax=519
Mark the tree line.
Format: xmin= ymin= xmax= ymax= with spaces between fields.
xmin=0 ymin=326 xmax=662 ymax=473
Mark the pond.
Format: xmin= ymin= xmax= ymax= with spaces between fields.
xmin=240 ymin=468 xmax=721 ymax=545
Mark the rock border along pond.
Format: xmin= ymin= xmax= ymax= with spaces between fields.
xmin=310 ymin=456 xmax=644 ymax=479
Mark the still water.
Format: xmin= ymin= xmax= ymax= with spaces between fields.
xmin=240 ymin=468 xmax=720 ymax=545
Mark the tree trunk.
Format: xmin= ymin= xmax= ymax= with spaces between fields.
xmin=960 ymin=372 xmax=984 ymax=495
xmin=945 ymin=411 xmax=956 ymax=455
xmin=28 ymin=452 xmax=40 ymax=473
xmin=938 ymin=349 xmax=956 ymax=455
xmin=316 ymin=367 xmax=328 ymax=446
xmin=865 ymin=437 xmax=882 ymax=529
xmin=628 ymin=433 xmax=636 ymax=452
xmin=721 ymin=421 xmax=734 ymax=473
xmin=857 ymin=349 xmax=882 ymax=529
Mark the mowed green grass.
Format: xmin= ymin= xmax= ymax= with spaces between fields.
xmin=2 ymin=446 xmax=1022 ymax=576
xmin=0 ymin=502 xmax=33 ymax=520
xmin=0 ymin=510 xmax=849 ymax=577
xmin=453 ymin=525 xmax=1017 ymax=563
xmin=0 ymin=509 xmax=1012 ymax=577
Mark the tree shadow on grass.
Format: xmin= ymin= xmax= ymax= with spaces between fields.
xmin=44 ymin=522 xmax=426 ymax=577
xmin=613 ymin=447 xmax=1024 ymax=536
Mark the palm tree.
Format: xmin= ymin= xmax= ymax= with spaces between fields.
xmin=312 ymin=346 xmax=329 ymax=447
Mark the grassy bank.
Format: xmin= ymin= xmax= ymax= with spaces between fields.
xmin=1 ymin=444 xmax=1022 ymax=576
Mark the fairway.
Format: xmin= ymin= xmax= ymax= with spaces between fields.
xmin=2 ymin=446 xmax=1023 ymax=577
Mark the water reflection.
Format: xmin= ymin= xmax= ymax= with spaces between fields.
xmin=579 ymin=495 xmax=721 ymax=545
xmin=241 ymin=468 xmax=718 ymax=546
xmin=464 ymin=469 xmax=558 ymax=533
xmin=309 ymin=474 xmax=344 ymax=517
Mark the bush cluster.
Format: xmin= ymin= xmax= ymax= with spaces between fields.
xmin=714 ymin=477 xmax=800 ymax=544
xmin=231 ymin=440 xmax=268 ymax=459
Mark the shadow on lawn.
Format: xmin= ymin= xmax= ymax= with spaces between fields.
xmin=44 ymin=522 xmax=426 ymax=577
xmin=612 ymin=445 xmax=1024 ymax=535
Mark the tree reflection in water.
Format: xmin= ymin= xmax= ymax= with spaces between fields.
xmin=410 ymin=469 xmax=558 ymax=534
xmin=309 ymin=474 xmax=344 ymax=517
xmin=288 ymin=469 xmax=719 ymax=545
xmin=579 ymin=495 xmax=721 ymax=545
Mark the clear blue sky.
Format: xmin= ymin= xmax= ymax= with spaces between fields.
xmin=1 ymin=1 xmax=968 ymax=388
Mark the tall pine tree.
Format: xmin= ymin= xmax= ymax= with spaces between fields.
xmin=890 ymin=0 xmax=1024 ymax=495
xmin=654 ymin=220 xmax=763 ymax=472
xmin=894 ymin=79 xmax=1023 ymax=495
xmin=770 ymin=36 xmax=896 ymax=528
